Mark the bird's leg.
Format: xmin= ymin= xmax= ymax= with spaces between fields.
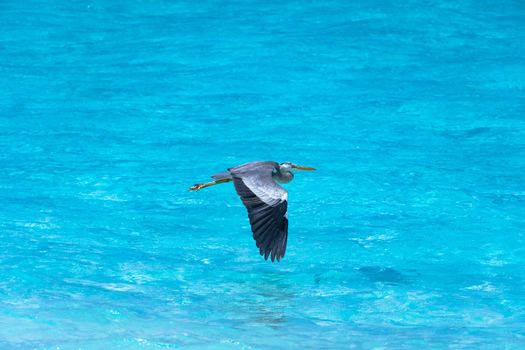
xmin=188 ymin=178 xmax=232 ymax=191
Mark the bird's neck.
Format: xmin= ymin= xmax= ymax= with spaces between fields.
xmin=273 ymin=169 xmax=294 ymax=184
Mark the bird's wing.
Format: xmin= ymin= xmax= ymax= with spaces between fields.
xmin=230 ymin=163 xmax=288 ymax=262
xmin=212 ymin=160 xmax=275 ymax=180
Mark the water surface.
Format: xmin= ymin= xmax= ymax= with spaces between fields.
xmin=1 ymin=0 xmax=525 ymax=349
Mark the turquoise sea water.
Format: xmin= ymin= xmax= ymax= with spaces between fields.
xmin=1 ymin=0 xmax=525 ymax=349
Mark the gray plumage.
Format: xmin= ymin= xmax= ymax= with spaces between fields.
xmin=190 ymin=160 xmax=315 ymax=262
xmin=228 ymin=161 xmax=288 ymax=262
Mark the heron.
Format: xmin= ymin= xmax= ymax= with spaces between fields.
xmin=189 ymin=161 xmax=315 ymax=262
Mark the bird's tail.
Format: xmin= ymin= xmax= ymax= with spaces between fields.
xmin=211 ymin=171 xmax=231 ymax=180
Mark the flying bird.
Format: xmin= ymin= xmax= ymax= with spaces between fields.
xmin=189 ymin=161 xmax=315 ymax=262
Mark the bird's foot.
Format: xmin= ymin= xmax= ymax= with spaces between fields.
xmin=188 ymin=184 xmax=204 ymax=191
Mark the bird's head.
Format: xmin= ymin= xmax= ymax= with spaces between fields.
xmin=279 ymin=162 xmax=316 ymax=173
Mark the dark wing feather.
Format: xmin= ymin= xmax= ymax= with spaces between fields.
xmin=230 ymin=162 xmax=288 ymax=262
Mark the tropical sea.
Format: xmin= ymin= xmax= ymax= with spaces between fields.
xmin=1 ymin=0 xmax=524 ymax=349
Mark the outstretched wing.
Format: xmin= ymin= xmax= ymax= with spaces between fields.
xmin=230 ymin=162 xmax=288 ymax=262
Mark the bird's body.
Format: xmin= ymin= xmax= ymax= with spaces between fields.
xmin=189 ymin=161 xmax=315 ymax=262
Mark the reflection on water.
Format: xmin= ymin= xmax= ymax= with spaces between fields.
xmin=237 ymin=274 xmax=295 ymax=329
xmin=357 ymin=266 xmax=408 ymax=285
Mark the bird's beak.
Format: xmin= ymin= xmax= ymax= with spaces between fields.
xmin=293 ymin=165 xmax=316 ymax=171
